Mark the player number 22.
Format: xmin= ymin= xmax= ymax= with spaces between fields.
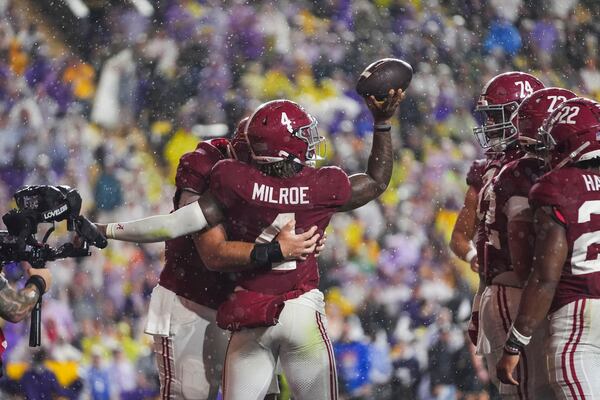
xmin=572 ymin=200 xmax=600 ymax=275
xmin=555 ymin=106 xmax=580 ymax=125
xmin=256 ymin=213 xmax=297 ymax=271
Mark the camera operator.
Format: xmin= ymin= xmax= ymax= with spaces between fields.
xmin=0 ymin=263 xmax=51 ymax=323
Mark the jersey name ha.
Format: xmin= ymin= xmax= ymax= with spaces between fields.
xmin=582 ymin=174 xmax=600 ymax=192
xmin=252 ymin=183 xmax=309 ymax=205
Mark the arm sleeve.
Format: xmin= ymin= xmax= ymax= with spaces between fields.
xmin=106 ymin=202 xmax=208 ymax=242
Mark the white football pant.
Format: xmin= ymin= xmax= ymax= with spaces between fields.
xmin=222 ymin=290 xmax=338 ymax=400
xmin=479 ymin=284 xmax=556 ymax=399
xmin=147 ymin=285 xmax=278 ymax=399
xmin=547 ymin=298 xmax=600 ymax=399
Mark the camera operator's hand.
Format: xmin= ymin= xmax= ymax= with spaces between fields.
xmin=24 ymin=264 xmax=52 ymax=294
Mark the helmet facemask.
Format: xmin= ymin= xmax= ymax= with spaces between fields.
xmin=473 ymin=100 xmax=519 ymax=151
xmin=539 ymin=124 xmax=592 ymax=170
xmin=294 ymin=116 xmax=326 ymax=166
xmin=516 ymin=115 xmax=546 ymax=156
xmin=537 ymin=124 xmax=557 ymax=168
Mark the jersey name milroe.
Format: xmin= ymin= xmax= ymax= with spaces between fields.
xmin=475 ymin=148 xmax=523 ymax=283
xmin=210 ymin=159 xmax=351 ymax=296
xmin=530 ymin=167 xmax=600 ymax=313
xmin=161 ymin=140 xmax=236 ymax=310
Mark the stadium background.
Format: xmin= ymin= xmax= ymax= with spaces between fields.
xmin=0 ymin=0 xmax=599 ymax=399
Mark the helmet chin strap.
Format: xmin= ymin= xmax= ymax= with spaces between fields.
xmin=277 ymin=150 xmax=303 ymax=165
xmin=555 ymin=141 xmax=591 ymax=170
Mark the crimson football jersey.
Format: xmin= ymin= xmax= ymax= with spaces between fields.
xmin=481 ymin=156 xmax=545 ymax=284
xmin=529 ymin=167 xmax=600 ymax=313
xmin=161 ymin=139 xmax=236 ymax=309
xmin=476 ymin=148 xmax=524 ymax=283
xmin=466 ymin=158 xmax=487 ymax=191
xmin=209 ymin=160 xmax=351 ymax=296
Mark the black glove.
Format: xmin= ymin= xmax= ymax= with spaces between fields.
xmin=74 ymin=216 xmax=108 ymax=249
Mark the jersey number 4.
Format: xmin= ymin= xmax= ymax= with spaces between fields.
xmin=572 ymin=200 xmax=600 ymax=275
xmin=256 ymin=213 xmax=297 ymax=271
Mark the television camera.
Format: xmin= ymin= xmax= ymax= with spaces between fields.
xmin=0 ymin=185 xmax=107 ymax=346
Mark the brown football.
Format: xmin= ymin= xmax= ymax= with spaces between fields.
xmin=356 ymin=58 xmax=413 ymax=100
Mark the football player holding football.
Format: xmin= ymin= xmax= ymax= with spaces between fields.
xmin=96 ymin=88 xmax=404 ymax=399
xmin=497 ymin=97 xmax=600 ymax=398
xmin=471 ymin=71 xmax=549 ymax=398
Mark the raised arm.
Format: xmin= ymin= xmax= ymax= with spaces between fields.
xmin=338 ymin=89 xmax=405 ymax=212
xmin=450 ymin=185 xmax=480 ymax=272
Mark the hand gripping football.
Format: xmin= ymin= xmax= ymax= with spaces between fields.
xmin=356 ymin=58 xmax=413 ymax=100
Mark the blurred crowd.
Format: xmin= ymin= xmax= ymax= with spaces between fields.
xmin=0 ymin=0 xmax=599 ymax=399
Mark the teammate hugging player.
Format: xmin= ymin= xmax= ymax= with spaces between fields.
xmin=96 ymin=89 xmax=404 ymax=400
xmin=469 ymin=71 xmax=558 ymax=398
xmin=497 ymin=97 xmax=600 ymax=399
xmin=138 ymin=119 xmax=322 ymax=400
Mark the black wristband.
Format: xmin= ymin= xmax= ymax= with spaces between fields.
xmin=250 ymin=242 xmax=285 ymax=268
xmin=504 ymin=333 xmax=525 ymax=356
xmin=374 ymin=123 xmax=391 ymax=132
xmin=25 ymin=275 xmax=46 ymax=296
